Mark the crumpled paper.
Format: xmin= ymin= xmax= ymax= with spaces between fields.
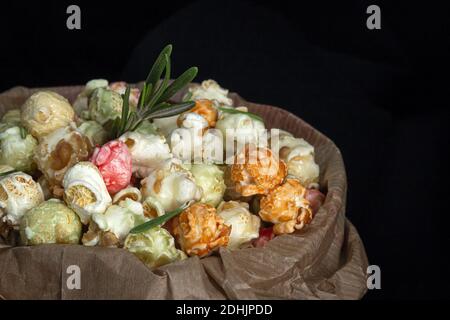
xmin=0 ymin=85 xmax=368 ymax=300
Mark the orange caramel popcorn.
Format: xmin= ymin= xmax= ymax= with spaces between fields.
xmin=259 ymin=178 xmax=313 ymax=235
xmin=177 ymin=99 xmax=218 ymax=128
xmin=231 ymin=145 xmax=287 ymax=197
xmin=172 ymin=203 xmax=230 ymax=257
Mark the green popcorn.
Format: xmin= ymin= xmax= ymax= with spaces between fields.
xmin=89 ymin=87 xmax=123 ymax=125
xmin=0 ymin=126 xmax=37 ymax=172
xmin=135 ymin=120 xmax=159 ymax=136
xmin=124 ymin=227 xmax=187 ymax=269
xmin=190 ymin=164 xmax=226 ymax=207
xmin=20 ymin=199 xmax=82 ymax=245
xmin=0 ymin=109 xmax=21 ymax=133
xmin=84 ymin=79 xmax=109 ymax=97
xmin=77 ymin=120 xmax=108 ymax=146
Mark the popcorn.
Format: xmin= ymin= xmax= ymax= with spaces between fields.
xmin=109 ymin=82 xmax=140 ymax=107
xmin=177 ymin=112 xmax=209 ymax=131
xmin=0 ymin=165 xmax=14 ymax=174
xmin=90 ymin=140 xmax=132 ymax=195
xmin=112 ymin=186 xmax=142 ymax=204
xmin=216 ymin=106 xmax=265 ymax=145
xmin=172 ymin=203 xmax=230 ymax=257
xmin=231 ymin=145 xmax=287 ymax=196
xmin=34 ymin=126 xmax=92 ymax=193
xmin=63 ymin=161 xmax=112 ymax=224
xmin=124 ymin=227 xmax=187 ymax=269
xmin=172 ymin=100 xmax=220 ymax=163
xmin=88 ymin=87 xmax=123 ymax=125
xmin=186 ymin=80 xmax=233 ymax=106
xmin=21 ymin=91 xmax=75 ymax=140
xmin=142 ymin=196 xmax=166 ymax=219
xmin=275 ymin=132 xmax=320 ymax=188
xmin=140 ymin=160 xmax=202 ymax=212
xmin=73 ymin=79 xmax=109 ymax=118
xmin=77 ymin=120 xmax=108 ymax=147
xmin=178 ymin=99 xmax=218 ymax=128
xmin=217 ymin=201 xmax=260 ymax=249
xmin=88 ymin=199 xmax=148 ymax=245
xmin=0 ymin=109 xmax=21 ymax=133
xmin=259 ymin=178 xmax=313 ymax=235
xmin=170 ymin=126 xmax=204 ymax=162
xmin=153 ymin=116 xmax=179 ymax=138
xmin=190 ymin=164 xmax=226 ymax=207
xmin=119 ymin=131 xmax=172 ymax=178
xmin=0 ymin=126 xmax=38 ymax=172
xmin=0 ymin=172 xmax=44 ymax=227
xmin=20 ymin=199 xmax=81 ymax=245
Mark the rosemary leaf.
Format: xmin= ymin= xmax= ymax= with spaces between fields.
xmin=146 ymin=54 xmax=171 ymax=111
xmin=110 ymin=117 xmax=121 ymax=139
xmin=147 ymin=101 xmax=195 ymax=120
xmin=144 ymin=83 xmax=153 ymax=104
xmin=124 ymin=111 xmax=137 ymax=132
xmin=129 ymin=205 xmax=186 ymax=234
xmin=110 ymin=45 xmax=198 ymax=139
xmin=157 ymin=67 xmax=198 ymax=104
xmin=19 ymin=126 xmax=27 ymax=139
xmin=0 ymin=170 xmax=17 ymax=178
xmin=119 ymin=87 xmax=131 ymax=135
xmin=150 ymin=102 xmax=171 ymax=113
xmin=145 ymin=44 xmax=172 ymax=96
xmin=182 ymin=91 xmax=193 ymax=102
xmin=137 ymin=84 xmax=147 ymax=110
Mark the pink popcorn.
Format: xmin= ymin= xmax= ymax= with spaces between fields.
xmin=91 ymin=140 xmax=132 ymax=195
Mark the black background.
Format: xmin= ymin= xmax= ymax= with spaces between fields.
xmin=0 ymin=0 xmax=449 ymax=299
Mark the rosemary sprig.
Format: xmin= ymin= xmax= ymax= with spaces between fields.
xmin=129 ymin=205 xmax=187 ymax=234
xmin=19 ymin=126 xmax=27 ymax=139
xmin=218 ymin=106 xmax=264 ymax=122
xmin=112 ymin=44 xmax=198 ymax=138
xmin=0 ymin=170 xmax=17 ymax=178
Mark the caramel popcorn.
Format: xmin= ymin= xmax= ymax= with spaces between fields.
xmin=178 ymin=99 xmax=218 ymax=128
xmin=259 ymin=178 xmax=313 ymax=235
xmin=172 ymin=203 xmax=231 ymax=257
xmin=34 ymin=126 xmax=92 ymax=193
xmin=231 ymin=145 xmax=287 ymax=196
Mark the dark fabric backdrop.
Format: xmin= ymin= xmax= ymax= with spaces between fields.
xmin=0 ymin=0 xmax=449 ymax=299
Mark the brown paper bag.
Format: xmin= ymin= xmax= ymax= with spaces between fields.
xmin=0 ymin=85 xmax=368 ymax=300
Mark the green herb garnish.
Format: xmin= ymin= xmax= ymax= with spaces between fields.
xmin=218 ymin=106 xmax=264 ymax=122
xmin=0 ymin=170 xmax=17 ymax=177
xmin=129 ymin=205 xmax=187 ymax=234
xmin=19 ymin=126 xmax=27 ymax=139
xmin=111 ymin=44 xmax=198 ymax=138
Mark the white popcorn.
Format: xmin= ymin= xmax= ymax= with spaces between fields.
xmin=0 ymin=172 xmax=44 ymax=227
xmin=217 ymin=201 xmax=260 ymax=249
xmin=119 ymin=131 xmax=173 ymax=178
xmin=187 ymin=80 xmax=233 ymax=106
xmin=140 ymin=160 xmax=202 ymax=212
xmin=63 ymin=161 xmax=112 ymax=224
xmin=277 ymin=134 xmax=320 ymax=188
xmin=92 ymin=199 xmax=147 ymax=243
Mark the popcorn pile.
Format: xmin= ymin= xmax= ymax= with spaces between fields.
xmin=0 ymin=79 xmax=324 ymax=270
